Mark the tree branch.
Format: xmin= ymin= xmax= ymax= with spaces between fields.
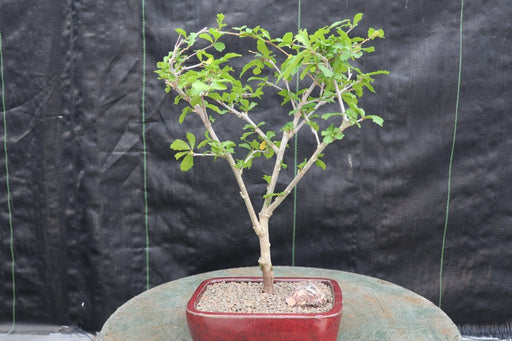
xmin=214 ymin=100 xmax=279 ymax=153
xmin=267 ymin=119 xmax=352 ymax=214
xmin=196 ymin=101 xmax=263 ymax=235
xmin=333 ymin=79 xmax=348 ymax=121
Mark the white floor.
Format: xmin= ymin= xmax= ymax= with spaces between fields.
xmin=462 ymin=338 xmax=511 ymax=341
xmin=0 ymin=335 xmax=94 ymax=341
xmin=0 ymin=325 xmax=95 ymax=341
xmin=462 ymin=336 xmax=512 ymax=341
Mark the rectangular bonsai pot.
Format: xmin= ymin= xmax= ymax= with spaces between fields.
xmin=186 ymin=277 xmax=343 ymax=341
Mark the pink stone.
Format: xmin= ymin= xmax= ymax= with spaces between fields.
xmin=286 ymin=283 xmax=327 ymax=307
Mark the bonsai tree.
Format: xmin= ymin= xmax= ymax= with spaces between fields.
xmin=156 ymin=13 xmax=387 ymax=294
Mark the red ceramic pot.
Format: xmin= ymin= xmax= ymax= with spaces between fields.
xmin=186 ymin=277 xmax=343 ymax=341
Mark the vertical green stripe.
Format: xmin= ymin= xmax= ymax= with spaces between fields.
xmin=439 ymin=0 xmax=464 ymax=309
xmin=1 ymin=31 xmax=17 ymax=334
xmin=141 ymin=0 xmax=150 ymax=291
xmin=292 ymin=0 xmax=302 ymax=267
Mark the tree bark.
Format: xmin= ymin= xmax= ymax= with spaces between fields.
xmin=257 ymin=215 xmax=274 ymax=294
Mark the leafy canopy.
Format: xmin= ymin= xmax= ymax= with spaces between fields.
xmin=156 ymin=13 xmax=387 ymax=204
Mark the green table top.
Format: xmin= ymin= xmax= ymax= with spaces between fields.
xmin=99 ymin=266 xmax=461 ymax=341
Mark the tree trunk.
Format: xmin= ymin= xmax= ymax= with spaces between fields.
xmin=257 ymin=215 xmax=274 ymax=294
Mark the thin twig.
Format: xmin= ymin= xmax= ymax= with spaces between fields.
xmin=214 ymin=100 xmax=279 ymax=153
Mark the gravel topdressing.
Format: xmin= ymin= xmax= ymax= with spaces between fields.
xmin=196 ymin=280 xmax=334 ymax=314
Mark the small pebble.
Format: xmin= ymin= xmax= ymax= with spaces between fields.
xmin=285 ymin=282 xmax=327 ymax=307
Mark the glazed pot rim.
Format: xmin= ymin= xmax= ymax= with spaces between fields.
xmin=186 ymin=276 xmax=343 ymax=318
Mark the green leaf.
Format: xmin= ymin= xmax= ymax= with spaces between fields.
xmin=295 ymin=29 xmax=310 ymax=47
xmin=241 ymin=59 xmax=264 ymax=77
xmin=262 ymin=191 xmax=286 ymax=199
xmin=318 ymin=64 xmax=333 ymax=78
xmin=174 ymin=151 xmax=189 ymax=160
xmin=282 ymin=32 xmax=293 ymax=45
xmin=210 ymin=140 xmax=236 ymax=157
xmin=266 ymin=130 xmax=276 ymax=140
xmin=367 ymin=115 xmax=384 ymax=127
xmin=297 ymin=158 xmax=308 ymax=170
xmin=280 ymin=121 xmax=294 ymax=132
xmin=321 ymin=124 xmax=344 ymax=144
xmin=220 ymin=52 xmax=242 ymax=61
xmin=216 ymin=13 xmax=226 ymax=29
xmin=222 ymin=141 xmax=236 ymax=154
xmin=315 ymin=159 xmax=327 ymax=170
xmin=368 ymin=28 xmax=385 ymax=39
xmin=263 ymin=175 xmax=272 ymax=184
xmin=207 ymin=92 xmax=222 ymax=102
xmin=186 ymin=132 xmax=196 ymax=149
xmin=170 ymin=139 xmax=190 ymax=151
xmin=206 ymin=102 xmax=224 ymax=114
xmin=321 ymin=112 xmax=342 ymax=120
xmin=263 ymin=148 xmax=274 ymax=159
xmin=343 ymin=108 xmax=357 ymax=123
xmin=307 ymin=120 xmax=320 ymax=132
xmin=210 ymin=81 xmax=227 ymax=91
xmin=238 ymin=158 xmax=253 ymax=169
xmin=364 ymin=81 xmax=375 ymax=93
xmin=353 ymin=13 xmax=363 ymax=26
xmin=259 ymin=27 xmax=271 ymax=40
xmin=241 ymin=132 xmax=253 ymax=141
xmin=257 ymin=39 xmax=270 ymax=57
xmin=337 ymin=29 xmax=352 ymax=47
xmin=214 ymin=41 xmax=226 ymax=52
xmin=190 ymin=95 xmax=202 ymax=107
xmin=277 ymin=89 xmax=291 ymax=105
xmin=199 ymin=33 xmax=213 ymax=43
xmin=280 ymin=54 xmax=302 ymax=81
xmin=342 ymin=92 xmax=358 ymax=106
xmin=323 ymin=135 xmax=333 ymax=144
xmin=187 ymin=32 xmax=198 ymax=46
xmin=179 ymin=106 xmax=192 ymax=124
xmin=366 ymin=70 xmax=390 ymax=76
xmin=249 ymin=139 xmax=260 ymax=149
xmin=328 ymin=19 xmax=350 ymax=30
xmin=209 ymin=27 xmax=223 ymax=40
xmin=239 ymin=142 xmax=252 ymax=150
xmin=173 ymin=95 xmax=182 ymax=105
xmin=180 ymin=154 xmax=194 ymax=171
xmin=232 ymin=25 xmax=247 ymax=32
xmin=197 ymin=131 xmax=211 ymax=149
xmin=191 ymin=80 xmax=209 ymax=95
xmin=175 ymin=28 xmax=187 ymax=37
xmin=240 ymin=100 xmax=257 ymax=112
xmin=300 ymin=64 xmax=314 ymax=80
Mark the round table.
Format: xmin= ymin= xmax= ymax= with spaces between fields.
xmin=98 ymin=266 xmax=461 ymax=340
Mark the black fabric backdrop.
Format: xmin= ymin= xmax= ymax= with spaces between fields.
xmin=1 ymin=0 xmax=511 ymax=335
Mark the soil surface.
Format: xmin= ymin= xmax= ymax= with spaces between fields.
xmin=196 ymin=280 xmax=333 ymax=314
